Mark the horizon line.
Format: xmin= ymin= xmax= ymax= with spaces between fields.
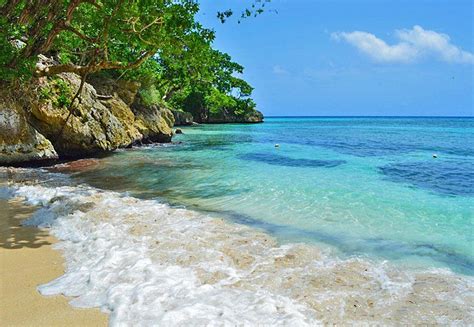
xmin=264 ymin=115 xmax=474 ymax=118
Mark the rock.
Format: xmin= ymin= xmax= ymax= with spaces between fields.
xmin=28 ymin=73 xmax=140 ymax=157
xmin=172 ymin=110 xmax=193 ymax=126
xmin=242 ymin=110 xmax=264 ymax=123
xmin=175 ymin=128 xmax=183 ymax=134
xmin=194 ymin=107 xmax=264 ymax=124
xmin=99 ymin=95 xmax=142 ymax=143
xmin=0 ymin=90 xmax=58 ymax=164
xmin=90 ymin=75 xmax=175 ymax=143
xmin=47 ymin=158 xmax=100 ymax=172
xmin=132 ymin=102 xmax=174 ymax=143
xmin=1 ymin=68 xmax=176 ymax=164
xmin=88 ymin=75 xmax=140 ymax=106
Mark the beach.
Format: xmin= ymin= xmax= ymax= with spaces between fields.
xmin=0 ymin=167 xmax=471 ymax=325
xmin=0 ymin=197 xmax=107 ymax=326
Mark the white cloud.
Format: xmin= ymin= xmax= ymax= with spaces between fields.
xmin=332 ymin=25 xmax=474 ymax=64
xmin=272 ymin=65 xmax=289 ymax=75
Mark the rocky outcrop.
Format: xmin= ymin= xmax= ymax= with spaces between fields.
xmin=184 ymin=105 xmax=264 ymax=125
xmin=88 ymin=76 xmax=140 ymax=106
xmin=89 ymin=75 xmax=174 ymax=143
xmin=206 ymin=108 xmax=264 ymax=124
xmin=0 ymin=59 xmax=262 ymax=165
xmin=28 ymin=73 xmax=141 ymax=157
xmin=132 ymin=102 xmax=174 ymax=143
xmin=0 ymin=90 xmax=58 ymax=164
xmin=0 ymin=72 xmax=175 ymax=165
xmin=172 ymin=110 xmax=193 ymax=126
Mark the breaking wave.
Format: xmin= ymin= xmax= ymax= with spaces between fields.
xmin=1 ymin=168 xmax=473 ymax=325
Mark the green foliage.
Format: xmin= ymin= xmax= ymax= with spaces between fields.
xmin=139 ymin=85 xmax=163 ymax=107
xmin=39 ymin=77 xmax=73 ymax=108
xmin=1 ymin=0 xmax=261 ymax=119
xmin=54 ymin=78 xmax=73 ymax=108
xmin=206 ymin=89 xmax=236 ymax=114
xmin=217 ymin=0 xmax=272 ymax=23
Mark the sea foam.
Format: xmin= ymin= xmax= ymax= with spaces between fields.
xmin=2 ymin=168 xmax=473 ymax=325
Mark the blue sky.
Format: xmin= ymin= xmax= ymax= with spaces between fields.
xmin=199 ymin=0 xmax=473 ymax=116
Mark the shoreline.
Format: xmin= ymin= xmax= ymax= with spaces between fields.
xmin=2 ymin=169 xmax=472 ymax=325
xmin=0 ymin=197 xmax=107 ymax=326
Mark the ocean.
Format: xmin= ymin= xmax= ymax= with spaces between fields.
xmin=1 ymin=117 xmax=473 ymax=324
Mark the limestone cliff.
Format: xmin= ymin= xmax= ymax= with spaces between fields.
xmin=206 ymin=108 xmax=264 ymax=124
xmin=178 ymin=106 xmax=263 ymax=125
xmin=132 ymin=101 xmax=174 ymax=143
xmin=28 ymin=73 xmax=141 ymax=157
xmin=172 ymin=110 xmax=194 ymax=126
xmin=0 ymin=90 xmax=58 ymax=164
xmin=0 ymin=73 xmax=175 ymax=165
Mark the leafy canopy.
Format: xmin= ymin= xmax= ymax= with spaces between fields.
xmin=0 ymin=0 xmax=269 ymax=118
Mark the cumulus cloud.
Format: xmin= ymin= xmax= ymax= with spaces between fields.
xmin=332 ymin=25 xmax=474 ymax=64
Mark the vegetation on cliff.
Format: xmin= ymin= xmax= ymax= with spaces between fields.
xmin=0 ymin=0 xmax=265 ymax=123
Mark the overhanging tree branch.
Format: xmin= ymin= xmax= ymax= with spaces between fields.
xmin=34 ymin=50 xmax=158 ymax=77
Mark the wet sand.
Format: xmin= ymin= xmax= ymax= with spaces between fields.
xmin=0 ymin=197 xmax=107 ymax=326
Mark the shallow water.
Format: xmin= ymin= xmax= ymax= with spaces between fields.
xmin=1 ymin=117 xmax=473 ymax=325
xmin=71 ymin=117 xmax=474 ymax=275
xmin=1 ymin=171 xmax=473 ymax=325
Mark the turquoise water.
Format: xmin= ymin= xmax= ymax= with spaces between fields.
xmin=72 ymin=117 xmax=474 ymax=275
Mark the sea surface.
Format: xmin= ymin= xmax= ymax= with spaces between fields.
xmin=1 ymin=117 xmax=473 ymax=324
xmin=76 ymin=117 xmax=474 ymax=274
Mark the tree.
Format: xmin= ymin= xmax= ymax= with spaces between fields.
xmin=0 ymin=0 xmax=265 ymax=123
xmin=0 ymin=0 xmax=200 ymax=79
xmin=0 ymin=0 xmax=272 ymax=80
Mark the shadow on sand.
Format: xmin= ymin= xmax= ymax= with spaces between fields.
xmin=0 ymin=199 xmax=51 ymax=249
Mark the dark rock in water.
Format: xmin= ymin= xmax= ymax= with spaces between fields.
xmin=172 ymin=110 xmax=193 ymax=126
xmin=175 ymin=129 xmax=183 ymax=134
xmin=48 ymin=158 xmax=100 ymax=173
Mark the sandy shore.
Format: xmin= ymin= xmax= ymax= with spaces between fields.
xmin=0 ymin=197 xmax=107 ymax=326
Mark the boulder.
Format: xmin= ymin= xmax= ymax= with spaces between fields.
xmin=132 ymin=102 xmax=175 ymax=143
xmin=28 ymin=73 xmax=140 ymax=157
xmin=0 ymin=69 xmax=176 ymax=164
xmin=172 ymin=110 xmax=194 ymax=126
xmin=91 ymin=75 xmax=175 ymax=143
xmin=88 ymin=75 xmax=141 ymax=106
xmin=0 ymin=91 xmax=58 ymax=164
xmin=47 ymin=158 xmax=100 ymax=173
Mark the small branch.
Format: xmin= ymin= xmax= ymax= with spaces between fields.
xmin=64 ymin=24 xmax=97 ymax=43
xmin=35 ymin=50 xmax=157 ymax=77
xmin=55 ymin=72 xmax=88 ymax=142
